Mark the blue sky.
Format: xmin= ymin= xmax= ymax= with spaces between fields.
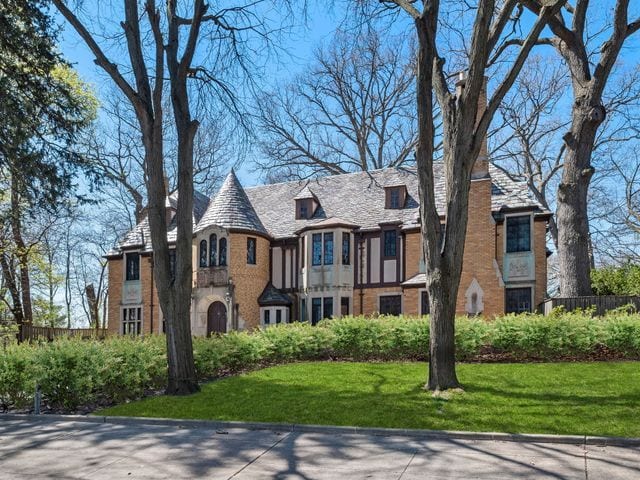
xmin=57 ymin=2 xmax=344 ymax=188
xmin=57 ymin=1 xmax=640 ymax=196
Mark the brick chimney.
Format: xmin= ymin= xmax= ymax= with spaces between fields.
xmin=456 ymin=72 xmax=489 ymax=179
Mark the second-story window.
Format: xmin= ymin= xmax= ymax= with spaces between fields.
xmin=199 ymin=240 xmax=208 ymax=268
xmin=209 ymin=234 xmax=217 ymax=266
xmin=296 ymin=199 xmax=313 ymax=219
xmin=342 ymin=232 xmax=350 ymax=265
xmin=312 ymin=234 xmax=322 ymax=266
xmin=323 ymin=232 xmax=333 ymax=265
xmin=299 ymin=203 xmax=308 ymax=218
xmin=390 ymin=189 xmax=400 ymax=208
xmin=506 ymin=215 xmax=531 ymax=253
xmin=385 ymin=185 xmax=406 ymax=209
xmin=125 ymin=252 xmax=140 ymax=281
xmin=219 ymin=238 xmax=227 ymax=266
xmin=383 ymin=230 xmax=397 ymax=257
xmin=247 ymin=237 xmax=257 ymax=264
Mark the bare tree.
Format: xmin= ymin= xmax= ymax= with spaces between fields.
xmin=55 ymin=0 xmax=299 ymax=394
xmin=592 ymin=147 xmax=640 ymax=263
xmin=491 ymin=57 xmax=570 ymax=249
xmin=54 ymin=0 xmax=199 ymax=393
xmin=620 ymin=156 xmax=640 ymax=235
xmin=521 ymin=0 xmax=640 ymax=296
xmin=364 ymin=0 xmax=564 ymax=391
xmin=255 ymin=29 xmax=416 ymax=180
xmin=85 ymin=88 xmax=230 ymax=223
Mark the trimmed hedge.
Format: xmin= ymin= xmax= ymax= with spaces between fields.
xmin=2 ymin=312 xmax=640 ymax=412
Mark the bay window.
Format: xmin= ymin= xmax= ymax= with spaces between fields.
xmin=506 ymin=215 xmax=531 ymax=253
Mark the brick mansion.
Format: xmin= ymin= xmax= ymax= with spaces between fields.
xmin=105 ymin=150 xmax=550 ymax=335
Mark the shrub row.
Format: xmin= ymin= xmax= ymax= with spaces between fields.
xmin=2 ymin=312 xmax=640 ymax=411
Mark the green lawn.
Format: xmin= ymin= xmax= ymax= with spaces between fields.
xmin=98 ymin=361 xmax=640 ymax=437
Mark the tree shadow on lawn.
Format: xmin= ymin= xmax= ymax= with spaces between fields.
xmin=111 ymin=373 xmax=640 ymax=438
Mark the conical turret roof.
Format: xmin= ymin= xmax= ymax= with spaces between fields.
xmin=196 ymin=170 xmax=268 ymax=236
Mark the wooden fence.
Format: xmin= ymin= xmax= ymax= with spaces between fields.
xmin=18 ymin=324 xmax=108 ymax=343
xmin=539 ymin=295 xmax=640 ymax=316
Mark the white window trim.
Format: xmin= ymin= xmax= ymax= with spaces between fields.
xmin=260 ymin=306 xmax=290 ymax=328
xmin=308 ymin=228 xmax=352 ymax=268
xmin=120 ymin=305 xmax=143 ymax=335
xmin=503 ymin=212 xmax=534 ymax=254
xmin=123 ymin=250 xmax=142 ymax=283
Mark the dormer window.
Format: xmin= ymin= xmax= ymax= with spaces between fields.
xmin=385 ymin=185 xmax=407 ymax=209
xmin=296 ymin=199 xmax=313 ymax=219
xmin=294 ymin=186 xmax=318 ymax=219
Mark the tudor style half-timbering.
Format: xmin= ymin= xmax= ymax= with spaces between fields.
xmin=105 ymin=163 xmax=551 ymax=335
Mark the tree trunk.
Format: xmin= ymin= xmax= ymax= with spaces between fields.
xmin=556 ymin=98 xmax=603 ymax=296
xmin=10 ymin=179 xmax=32 ymax=325
xmin=415 ymin=14 xmax=461 ymax=391
xmin=155 ymin=0 xmax=203 ymax=395
xmin=0 ymin=251 xmax=24 ymax=329
xmin=426 ymin=276 xmax=460 ymax=390
xmin=52 ymin=0 xmax=199 ymax=395
xmin=85 ymin=284 xmax=100 ymax=329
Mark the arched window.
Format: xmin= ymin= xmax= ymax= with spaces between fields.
xmin=218 ymin=237 xmax=227 ymax=266
xmin=209 ymin=234 xmax=217 ymax=266
xmin=199 ymin=240 xmax=207 ymax=268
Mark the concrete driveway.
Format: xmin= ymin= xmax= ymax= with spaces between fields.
xmin=0 ymin=417 xmax=638 ymax=479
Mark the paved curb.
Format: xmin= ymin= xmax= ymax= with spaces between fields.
xmin=2 ymin=413 xmax=640 ymax=447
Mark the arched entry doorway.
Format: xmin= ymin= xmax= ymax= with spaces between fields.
xmin=207 ymin=301 xmax=227 ymax=336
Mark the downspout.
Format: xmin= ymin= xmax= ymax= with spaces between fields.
xmin=358 ymin=233 xmax=365 ymax=315
xmin=149 ymin=255 xmax=154 ymax=334
xmin=494 ymin=216 xmax=498 ymax=262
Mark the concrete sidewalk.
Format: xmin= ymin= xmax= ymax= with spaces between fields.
xmin=0 ymin=417 xmax=638 ymax=479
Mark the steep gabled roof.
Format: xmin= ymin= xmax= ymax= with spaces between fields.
xmin=111 ymin=189 xmax=209 ymax=254
xmin=293 ymin=185 xmax=317 ymax=200
xmin=258 ymin=282 xmax=293 ymax=306
xmin=244 ymin=164 xmax=548 ymax=240
xmin=110 ymin=163 xmax=549 ymax=255
xmin=195 ymin=169 xmax=268 ymax=236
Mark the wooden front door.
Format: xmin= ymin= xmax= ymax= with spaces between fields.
xmin=207 ymin=301 xmax=227 ymax=336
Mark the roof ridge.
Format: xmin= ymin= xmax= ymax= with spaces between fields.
xmin=244 ymin=165 xmax=421 ymax=192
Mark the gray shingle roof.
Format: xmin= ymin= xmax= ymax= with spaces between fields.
xmin=258 ymin=283 xmax=293 ymax=306
xmin=489 ymin=167 xmax=544 ymax=212
xmin=245 ymin=164 xmax=547 ymax=240
xmin=293 ymin=185 xmax=316 ymax=200
xmin=195 ymin=170 xmax=268 ymax=235
xmin=113 ymin=189 xmax=209 ymax=253
xmin=111 ymin=163 xmax=548 ymax=254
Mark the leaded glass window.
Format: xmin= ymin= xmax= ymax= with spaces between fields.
xmin=323 ymin=233 xmax=333 ymax=265
xmin=219 ymin=238 xmax=227 ymax=266
xmin=312 ymin=234 xmax=322 ymax=266
xmin=506 ymin=216 xmax=531 ymax=253
xmin=209 ymin=234 xmax=217 ymax=266
xmin=199 ymin=240 xmax=207 ymax=267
